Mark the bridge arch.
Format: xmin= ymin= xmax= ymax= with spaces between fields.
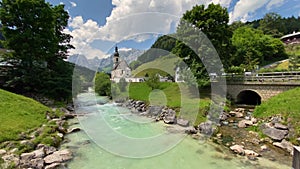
xmin=236 ymin=90 xmax=261 ymax=105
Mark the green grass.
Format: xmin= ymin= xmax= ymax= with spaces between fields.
xmin=132 ymin=55 xmax=179 ymax=77
xmin=128 ymin=82 xmax=211 ymax=126
xmin=276 ymin=60 xmax=289 ymax=69
xmin=0 ymin=89 xmax=50 ymax=142
xmin=253 ymin=87 xmax=300 ymax=144
xmin=134 ymin=68 xmax=170 ymax=78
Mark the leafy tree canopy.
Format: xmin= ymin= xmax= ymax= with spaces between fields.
xmin=0 ymin=0 xmax=74 ymax=100
xmin=231 ymin=26 xmax=287 ymax=71
xmin=94 ymin=72 xmax=111 ymax=97
xmin=172 ymin=3 xmax=232 ymax=86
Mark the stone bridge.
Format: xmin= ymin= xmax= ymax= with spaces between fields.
xmin=215 ymin=71 xmax=300 ymax=105
xmin=226 ymin=82 xmax=300 ymax=105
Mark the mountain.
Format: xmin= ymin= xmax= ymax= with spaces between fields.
xmin=67 ymin=48 xmax=144 ymax=72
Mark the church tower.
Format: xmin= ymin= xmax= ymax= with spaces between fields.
xmin=113 ymin=46 xmax=119 ymax=68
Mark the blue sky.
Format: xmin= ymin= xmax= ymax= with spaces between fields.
xmin=46 ymin=0 xmax=300 ymax=59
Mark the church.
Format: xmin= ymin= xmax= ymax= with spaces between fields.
xmin=111 ymin=46 xmax=144 ymax=83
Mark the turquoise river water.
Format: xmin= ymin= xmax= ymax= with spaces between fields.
xmin=62 ymin=93 xmax=291 ymax=169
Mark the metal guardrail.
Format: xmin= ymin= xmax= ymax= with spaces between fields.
xmin=211 ymin=71 xmax=300 ymax=84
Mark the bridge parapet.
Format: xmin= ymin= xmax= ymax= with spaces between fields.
xmin=214 ymin=71 xmax=300 ymax=103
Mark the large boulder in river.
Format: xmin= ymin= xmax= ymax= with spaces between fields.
xmin=244 ymin=149 xmax=260 ymax=157
xmin=198 ymin=121 xmax=214 ymax=135
xmin=148 ymin=106 xmax=163 ymax=116
xmin=273 ymin=139 xmax=294 ymax=155
xmin=261 ymin=126 xmax=288 ymax=141
xmin=230 ymin=145 xmax=244 ymax=155
xmin=177 ymin=119 xmax=189 ymax=127
xmin=163 ymin=112 xmax=176 ymax=124
xmin=44 ymin=149 xmax=72 ymax=164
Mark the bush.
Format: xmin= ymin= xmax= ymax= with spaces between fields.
xmin=95 ymin=72 xmax=111 ymax=97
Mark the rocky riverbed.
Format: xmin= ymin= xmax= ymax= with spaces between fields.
xmin=120 ymin=99 xmax=294 ymax=166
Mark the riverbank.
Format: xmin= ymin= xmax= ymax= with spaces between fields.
xmin=0 ymin=89 xmax=77 ymax=168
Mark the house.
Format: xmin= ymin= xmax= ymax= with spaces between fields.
xmin=175 ymin=67 xmax=184 ymax=82
xmin=280 ymin=32 xmax=300 ymax=45
xmin=111 ymin=46 xmax=144 ymax=83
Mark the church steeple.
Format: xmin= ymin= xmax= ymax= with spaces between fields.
xmin=113 ymin=46 xmax=119 ymax=68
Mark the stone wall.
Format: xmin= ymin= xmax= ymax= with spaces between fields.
xmin=225 ymin=83 xmax=298 ymax=102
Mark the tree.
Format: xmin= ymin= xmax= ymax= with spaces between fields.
xmin=146 ymin=74 xmax=160 ymax=90
xmin=172 ymin=4 xmax=232 ymax=86
xmin=0 ymin=0 xmax=73 ymax=98
xmin=179 ymin=3 xmax=233 ymax=68
xmin=94 ymin=72 xmax=111 ymax=96
xmin=231 ymin=26 xmax=287 ymax=71
xmin=259 ymin=12 xmax=286 ymax=38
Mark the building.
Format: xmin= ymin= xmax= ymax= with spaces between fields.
xmin=111 ymin=46 xmax=144 ymax=83
xmin=280 ymin=32 xmax=300 ymax=45
xmin=175 ymin=67 xmax=184 ymax=82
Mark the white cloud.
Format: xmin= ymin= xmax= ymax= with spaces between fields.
xmin=66 ymin=0 xmax=237 ymax=57
xmin=211 ymin=0 xmax=232 ymax=7
xmin=66 ymin=16 xmax=106 ymax=59
xmin=266 ymin=0 xmax=285 ymax=10
xmin=70 ymin=1 xmax=77 ymax=7
xmin=229 ymin=0 xmax=270 ymax=23
xmin=119 ymin=47 xmax=133 ymax=52
xmin=100 ymin=0 xmax=235 ymax=42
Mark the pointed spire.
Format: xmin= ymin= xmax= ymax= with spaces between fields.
xmin=114 ymin=45 xmax=119 ymax=57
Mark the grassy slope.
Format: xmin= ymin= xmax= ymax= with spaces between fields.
xmin=258 ymin=44 xmax=300 ymax=71
xmin=132 ymin=55 xmax=179 ymax=77
xmin=253 ymin=87 xmax=300 ymax=144
xmin=128 ymin=82 xmax=211 ymax=126
xmin=0 ymin=89 xmax=50 ymax=142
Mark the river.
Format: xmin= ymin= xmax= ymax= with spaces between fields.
xmin=61 ymin=93 xmax=290 ymax=169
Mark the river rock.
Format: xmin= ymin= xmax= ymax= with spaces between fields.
xmin=177 ymin=119 xmax=189 ymax=127
xmin=230 ymin=145 xmax=244 ymax=155
xmin=198 ymin=121 xmax=214 ymax=135
xmin=260 ymin=145 xmax=268 ymax=151
xmin=163 ymin=113 xmax=176 ymax=124
xmin=25 ymin=158 xmax=44 ymax=169
xmin=45 ymin=163 xmax=62 ymax=169
xmin=36 ymin=144 xmax=57 ymax=155
xmin=220 ymin=112 xmax=229 ymax=121
xmin=44 ymin=149 xmax=72 ymax=164
xmin=185 ymin=127 xmax=198 ymax=134
xmin=273 ymin=139 xmax=294 ymax=155
xmin=67 ymin=127 xmax=81 ymax=133
xmin=33 ymin=148 xmax=45 ymax=158
xmin=244 ymin=149 xmax=260 ymax=157
xmin=262 ymin=127 xmax=288 ymax=141
xmin=0 ymin=149 xmax=7 ymax=155
xmin=251 ymin=117 xmax=258 ymax=124
xmin=235 ymin=112 xmax=244 ymax=118
xmin=238 ymin=120 xmax=247 ymax=128
xmin=229 ymin=110 xmax=244 ymax=118
xmin=21 ymin=152 xmax=35 ymax=161
xmin=2 ymin=154 xmax=20 ymax=167
xmin=147 ymin=106 xmax=163 ymax=116
xmin=229 ymin=111 xmax=236 ymax=116
xmin=274 ymin=123 xmax=288 ymax=130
